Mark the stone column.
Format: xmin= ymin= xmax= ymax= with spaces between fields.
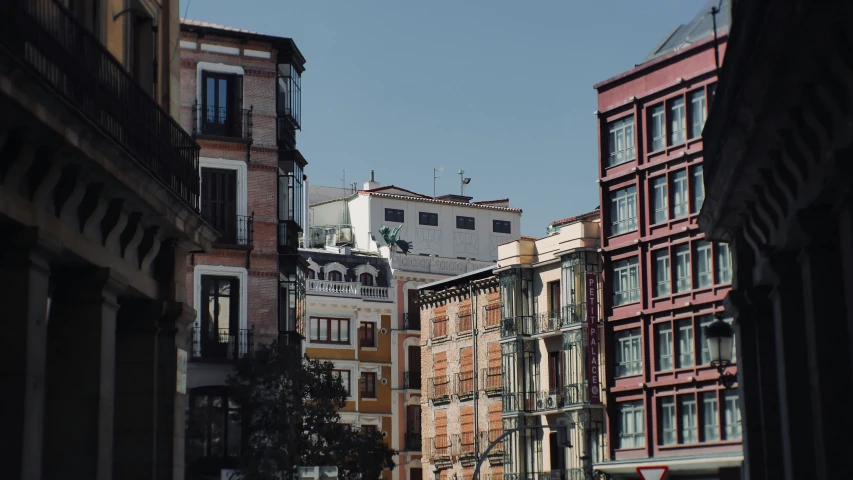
xmin=0 ymin=227 xmax=59 ymax=480
xmin=41 ymin=267 xmax=127 ymax=480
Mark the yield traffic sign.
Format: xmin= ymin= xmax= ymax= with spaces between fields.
xmin=636 ymin=466 xmax=669 ymax=480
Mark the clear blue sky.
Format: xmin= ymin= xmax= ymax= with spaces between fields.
xmin=182 ymin=0 xmax=708 ymax=236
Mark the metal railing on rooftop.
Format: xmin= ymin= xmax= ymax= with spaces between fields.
xmin=0 ymin=0 xmax=201 ymax=211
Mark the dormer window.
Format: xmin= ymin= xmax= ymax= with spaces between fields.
xmin=360 ymin=273 xmax=374 ymax=287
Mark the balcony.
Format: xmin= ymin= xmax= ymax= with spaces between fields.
xmin=306 ymin=279 xmax=392 ymax=302
xmin=501 ymin=385 xmax=589 ymax=413
xmin=191 ymin=327 xmax=252 ymax=362
xmin=192 ymin=102 xmax=253 ymax=142
xmin=403 ymin=371 xmax=421 ymax=390
xmin=403 ymin=432 xmax=422 ymax=451
xmin=451 ymin=433 xmax=476 ymax=465
xmin=426 ymin=437 xmax=451 ymax=467
xmin=401 ymin=312 xmax=421 ymax=331
xmin=430 ymin=376 xmax=451 ymax=405
xmin=456 ymin=371 xmax=475 ymax=401
xmin=481 ymin=367 xmax=502 ymax=396
xmin=209 ymin=214 xmax=254 ymax=248
xmin=501 ymin=315 xmax=535 ymax=338
xmin=0 ymin=0 xmax=201 ymax=211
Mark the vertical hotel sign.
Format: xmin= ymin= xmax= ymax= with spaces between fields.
xmin=586 ymin=273 xmax=601 ymax=403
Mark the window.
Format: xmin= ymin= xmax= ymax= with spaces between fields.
xmin=201 ymin=71 xmax=242 ymax=137
xmin=610 ymin=186 xmax=637 ymax=235
xmin=359 ymin=273 xmax=374 ymax=286
xmin=702 ymin=391 xmax=720 ymax=442
xmin=697 ymin=315 xmax=714 ymax=365
xmin=327 ymin=271 xmax=343 ymax=282
xmin=548 ymin=351 xmax=564 ymax=391
xmin=130 ymin=12 xmax=156 ymax=95
xmin=692 ymin=165 xmax=705 ymax=213
xmin=674 ymin=244 xmax=691 ymax=293
xmin=649 ymin=104 xmax=666 ymax=152
xmin=669 ymin=97 xmax=686 ymax=145
xmin=676 ymin=319 xmax=694 ymax=368
xmin=689 ymin=90 xmax=707 ymax=139
xmin=362 ymin=425 xmax=378 ymax=435
xmin=493 ymin=220 xmax=512 ymax=234
xmin=659 ymin=397 xmax=676 ymax=445
xmin=198 ymin=275 xmax=240 ymax=359
xmin=419 ymin=212 xmax=438 ymax=226
xmin=618 ymin=401 xmax=645 ymax=449
xmin=695 ymin=241 xmax=713 ymax=288
xmin=309 ymin=317 xmax=350 ymax=344
xmin=548 ymin=281 xmax=560 ymax=318
xmin=723 ymin=391 xmax=742 ymax=439
xmin=308 ymin=269 xmax=316 ymax=279
xmin=201 ymin=167 xmax=239 ymax=244
xmin=680 ymin=395 xmax=698 ymax=443
xmin=385 ymin=208 xmax=404 ymax=223
xmin=652 ymin=176 xmax=668 ymax=224
xmin=656 ymin=324 xmax=673 ymax=371
xmin=359 ymin=322 xmax=376 ymax=348
xmin=613 ymin=257 xmax=639 ymax=306
xmin=672 ymin=170 xmax=688 ymax=219
xmin=361 ymin=372 xmax=377 ymax=398
xmin=717 ymin=243 xmax=732 ymax=284
xmin=653 ymin=249 xmax=671 ymax=297
xmin=607 ymin=116 xmax=636 ymax=166
xmin=187 ymin=388 xmax=241 ymax=459
xmin=333 ymin=370 xmax=351 ymax=396
xmin=456 ymin=216 xmax=475 ymax=230
xmin=615 ymin=329 xmax=642 ymax=377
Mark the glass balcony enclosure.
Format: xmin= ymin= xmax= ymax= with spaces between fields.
xmin=277 ymin=153 xmax=306 ymax=253
xmin=277 ymin=62 xmax=302 ymax=130
xmin=560 ymin=250 xmax=601 ymax=325
xmin=500 ymin=268 xmax=535 ymax=337
xmin=278 ymin=260 xmax=306 ymax=346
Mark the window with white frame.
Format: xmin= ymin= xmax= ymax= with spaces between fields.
xmin=702 ymin=391 xmax=720 ymax=442
xmin=680 ymin=394 xmax=698 ymax=443
xmin=717 ymin=243 xmax=732 ymax=284
xmin=615 ymin=328 xmax=642 ymax=377
xmin=610 ymin=186 xmax=637 ymax=235
xmin=669 ymin=97 xmax=686 ymax=145
xmin=653 ymin=249 xmax=671 ymax=297
xmin=649 ymin=104 xmax=665 ymax=152
xmin=618 ymin=401 xmax=645 ymax=449
xmin=613 ymin=257 xmax=639 ymax=306
xmin=333 ymin=369 xmax=351 ymax=396
xmin=723 ymin=391 xmax=742 ymax=439
xmin=674 ymin=244 xmax=691 ymax=293
xmin=672 ymin=170 xmax=688 ymax=219
xmin=676 ymin=319 xmax=694 ymax=368
xmin=656 ymin=323 xmax=673 ymax=371
xmin=695 ymin=241 xmax=713 ymax=288
xmin=659 ymin=397 xmax=676 ymax=445
xmin=689 ymin=89 xmax=707 ymax=139
xmin=692 ymin=165 xmax=705 ymax=213
xmin=652 ymin=176 xmax=668 ymax=224
xmin=697 ymin=314 xmax=714 ymax=365
xmin=607 ymin=116 xmax=636 ymax=166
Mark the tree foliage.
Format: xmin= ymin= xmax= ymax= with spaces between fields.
xmin=227 ymin=341 xmax=397 ymax=479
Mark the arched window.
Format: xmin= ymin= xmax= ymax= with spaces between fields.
xmin=308 ymin=269 xmax=316 ymax=279
xmin=360 ymin=273 xmax=374 ymax=286
xmin=327 ymin=271 xmax=343 ymax=282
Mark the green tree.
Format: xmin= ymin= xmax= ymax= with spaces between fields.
xmin=227 ymin=341 xmax=397 ymax=479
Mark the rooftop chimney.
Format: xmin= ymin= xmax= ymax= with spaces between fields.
xmin=363 ymin=170 xmax=381 ymax=190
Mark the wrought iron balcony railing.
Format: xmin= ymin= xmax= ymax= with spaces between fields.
xmin=501 ymin=385 xmax=589 ymax=413
xmin=0 ymin=0 xmax=201 ymax=211
xmin=401 ymin=312 xmax=421 ymax=331
xmin=534 ymin=312 xmax=564 ymax=335
xmin=191 ymin=327 xmax=252 ymax=361
xmin=430 ymin=376 xmax=451 ymax=403
xmin=403 ymin=371 xmax=421 ymax=390
xmin=209 ymin=213 xmax=254 ymax=247
xmin=192 ymin=102 xmax=252 ymax=140
xmin=403 ymin=432 xmax=422 ymax=451
xmin=481 ymin=367 xmax=502 ymax=395
xmin=455 ymin=371 xmax=475 ymax=400
xmin=501 ymin=315 xmax=535 ymax=337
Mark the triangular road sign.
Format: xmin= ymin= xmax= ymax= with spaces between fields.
xmin=636 ymin=466 xmax=669 ymax=480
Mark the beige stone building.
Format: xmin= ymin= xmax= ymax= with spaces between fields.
xmin=0 ymin=0 xmax=217 ymax=479
xmin=418 ymin=267 xmax=505 ymax=480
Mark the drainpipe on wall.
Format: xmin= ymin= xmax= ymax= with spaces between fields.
xmin=303 ymin=176 xmax=309 ymax=249
xmin=470 ymin=279 xmax=479 ymax=459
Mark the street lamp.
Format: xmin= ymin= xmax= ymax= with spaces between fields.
xmin=704 ymin=314 xmax=735 ymax=388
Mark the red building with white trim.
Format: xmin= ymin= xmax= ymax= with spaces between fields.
xmin=593 ymin=2 xmax=743 ymax=478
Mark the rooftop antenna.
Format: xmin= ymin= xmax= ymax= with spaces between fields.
xmin=459 ymin=170 xmax=472 ymax=196
xmin=433 ymin=166 xmax=444 ymax=197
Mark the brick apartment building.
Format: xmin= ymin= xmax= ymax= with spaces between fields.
xmin=178 ymin=19 xmax=307 ymax=479
xmin=418 ymin=268 xmax=505 ymax=480
xmin=593 ymin=1 xmax=741 ymax=478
